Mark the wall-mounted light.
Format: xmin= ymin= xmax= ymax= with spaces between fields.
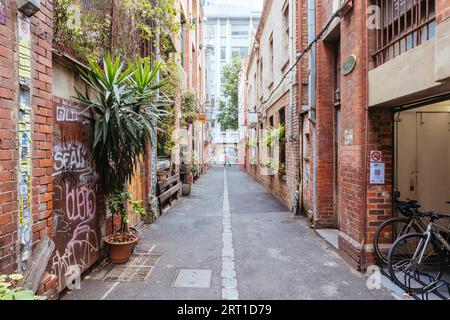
xmin=16 ymin=0 xmax=40 ymax=17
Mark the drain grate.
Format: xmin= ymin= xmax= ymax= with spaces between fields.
xmin=103 ymin=253 xmax=161 ymax=282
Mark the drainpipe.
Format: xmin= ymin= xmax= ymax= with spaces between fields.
xmin=308 ymin=0 xmax=318 ymax=223
xmin=289 ymin=0 xmax=295 ymax=140
xmin=361 ymin=0 xmax=370 ymax=270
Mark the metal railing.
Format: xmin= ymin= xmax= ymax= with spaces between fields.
xmin=373 ymin=0 xmax=436 ymax=66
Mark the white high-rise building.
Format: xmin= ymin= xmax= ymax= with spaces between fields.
xmin=203 ymin=1 xmax=261 ymax=163
xmin=204 ymin=3 xmax=261 ymax=121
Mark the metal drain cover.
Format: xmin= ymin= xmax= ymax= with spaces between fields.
xmin=103 ymin=253 xmax=161 ymax=282
xmin=172 ymin=269 xmax=212 ymax=288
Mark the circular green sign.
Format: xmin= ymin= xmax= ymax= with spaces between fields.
xmin=342 ymin=55 xmax=357 ymax=75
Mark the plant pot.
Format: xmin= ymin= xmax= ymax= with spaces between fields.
xmin=182 ymin=183 xmax=192 ymax=196
xmin=104 ymin=234 xmax=138 ymax=264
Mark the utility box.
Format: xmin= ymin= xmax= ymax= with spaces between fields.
xmin=16 ymin=0 xmax=40 ymax=17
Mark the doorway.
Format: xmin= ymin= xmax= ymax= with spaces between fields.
xmin=394 ymin=101 xmax=450 ymax=213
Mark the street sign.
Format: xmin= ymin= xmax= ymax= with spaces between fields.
xmin=370 ymin=150 xmax=382 ymax=162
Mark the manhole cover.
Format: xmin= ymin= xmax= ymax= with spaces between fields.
xmin=172 ymin=269 xmax=212 ymax=288
xmin=103 ymin=253 xmax=161 ymax=282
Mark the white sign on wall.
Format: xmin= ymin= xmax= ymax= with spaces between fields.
xmin=370 ymin=162 xmax=385 ymax=184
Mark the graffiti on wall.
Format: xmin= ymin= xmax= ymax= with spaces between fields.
xmin=51 ymin=97 xmax=103 ymax=291
xmin=17 ymin=13 xmax=32 ymax=271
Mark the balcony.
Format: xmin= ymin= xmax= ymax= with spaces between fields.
xmin=373 ymin=0 xmax=436 ymax=67
xmin=369 ymin=0 xmax=450 ymax=107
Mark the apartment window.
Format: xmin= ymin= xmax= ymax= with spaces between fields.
xmin=374 ymin=0 xmax=436 ymax=66
xmin=205 ymin=23 xmax=216 ymax=43
xmin=231 ymin=47 xmax=248 ymax=58
xmin=231 ymin=22 xmax=249 ymax=39
xmin=220 ymin=21 xmax=227 ymax=36
xmin=268 ymin=35 xmax=274 ymax=88
xmin=282 ymin=3 xmax=290 ymax=53
xmin=269 ymin=116 xmax=274 ymax=128
xmin=180 ymin=25 xmax=185 ymax=69
xmin=278 ymin=107 xmax=286 ymax=175
xmin=220 ymin=46 xmax=226 ymax=60
xmin=259 ymin=58 xmax=263 ymax=98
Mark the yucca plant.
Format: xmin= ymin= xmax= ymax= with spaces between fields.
xmin=75 ymin=54 xmax=168 ymax=197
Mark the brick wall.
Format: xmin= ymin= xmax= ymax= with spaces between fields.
xmin=336 ymin=1 xmax=370 ymax=269
xmin=0 ymin=0 xmax=53 ymax=273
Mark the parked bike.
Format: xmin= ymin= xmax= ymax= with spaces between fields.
xmin=387 ymin=211 xmax=450 ymax=293
xmin=373 ymin=199 xmax=424 ymax=265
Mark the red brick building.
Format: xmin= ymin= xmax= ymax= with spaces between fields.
xmin=244 ymin=0 xmax=301 ymax=211
xmin=0 ymin=0 xmax=54 ymax=275
xmin=243 ymin=0 xmax=450 ymax=270
xmin=304 ymin=0 xmax=450 ymax=269
xmin=0 ymin=0 xmax=207 ymax=297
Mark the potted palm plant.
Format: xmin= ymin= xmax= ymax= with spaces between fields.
xmin=105 ymin=191 xmax=146 ymax=263
xmin=75 ymin=54 xmax=167 ymax=264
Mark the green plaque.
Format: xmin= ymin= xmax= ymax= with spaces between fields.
xmin=342 ymin=55 xmax=357 ymax=75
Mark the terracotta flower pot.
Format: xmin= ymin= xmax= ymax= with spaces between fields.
xmin=104 ymin=234 xmax=138 ymax=264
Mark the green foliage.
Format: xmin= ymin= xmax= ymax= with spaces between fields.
xmin=190 ymin=164 xmax=199 ymax=174
xmin=75 ymin=54 xmax=168 ymax=196
xmin=217 ymin=58 xmax=242 ymax=130
xmin=265 ymin=125 xmax=286 ymax=147
xmin=0 ymin=274 xmax=46 ymax=300
xmin=157 ymin=107 xmax=176 ymax=157
xmin=264 ymin=159 xmax=275 ymax=169
xmin=182 ymin=92 xmax=198 ymax=127
xmin=54 ymin=0 xmax=181 ymax=62
xmin=107 ymin=191 xmax=146 ymax=234
xmin=246 ymin=139 xmax=257 ymax=148
xmin=53 ymin=0 xmax=110 ymax=61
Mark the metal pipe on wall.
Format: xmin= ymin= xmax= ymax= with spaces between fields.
xmin=307 ymin=0 xmax=318 ymax=221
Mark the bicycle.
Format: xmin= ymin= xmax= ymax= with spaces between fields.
xmin=373 ymin=199 xmax=425 ymax=265
xmin=387 ymin=211 xmax=450 ymax=293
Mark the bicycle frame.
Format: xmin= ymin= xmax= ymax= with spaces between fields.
xmin=416 ymin=222 xmax=450 ymax=265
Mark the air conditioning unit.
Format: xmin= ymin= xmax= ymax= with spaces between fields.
xmin=16 ymin=0 xmax=40 ymax=17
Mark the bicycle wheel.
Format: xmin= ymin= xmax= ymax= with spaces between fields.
xmin=388 ymin=233 xmax=445 ymax=293
xmin=373 ymin=217 xmax=421 ymax=265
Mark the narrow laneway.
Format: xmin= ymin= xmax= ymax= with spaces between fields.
xmin=63 ymin=166 xmax=394 ymax=300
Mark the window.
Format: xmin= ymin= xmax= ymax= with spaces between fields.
xmin=282 ymin=3 xmax=290 ymax=56
xmin=220 ymin=21 xmax=226 ymax=36
xmin=268 ymin=35 xmax=274 ymax=87
xmin=231 ymin=22 xmax=249 ymax=39
xmin=180 ymin=25 xmax=185 ymax=69
xmin=278 ymin=107 xmax=286 ymax=176
xmin=374 ymin=0 xmax=436 ymax=66
xmin=221 ymin=46 xmax=226 ymax=60
xmin=231 ymin=47 xmax=248 ymax=58
xmin=269 ymin=116 xmax=274 ymax=128
xmin=259 ymin=58 xmax=263 ymax=98
xmin=205 ymin=23 xmax=216 ymax=43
